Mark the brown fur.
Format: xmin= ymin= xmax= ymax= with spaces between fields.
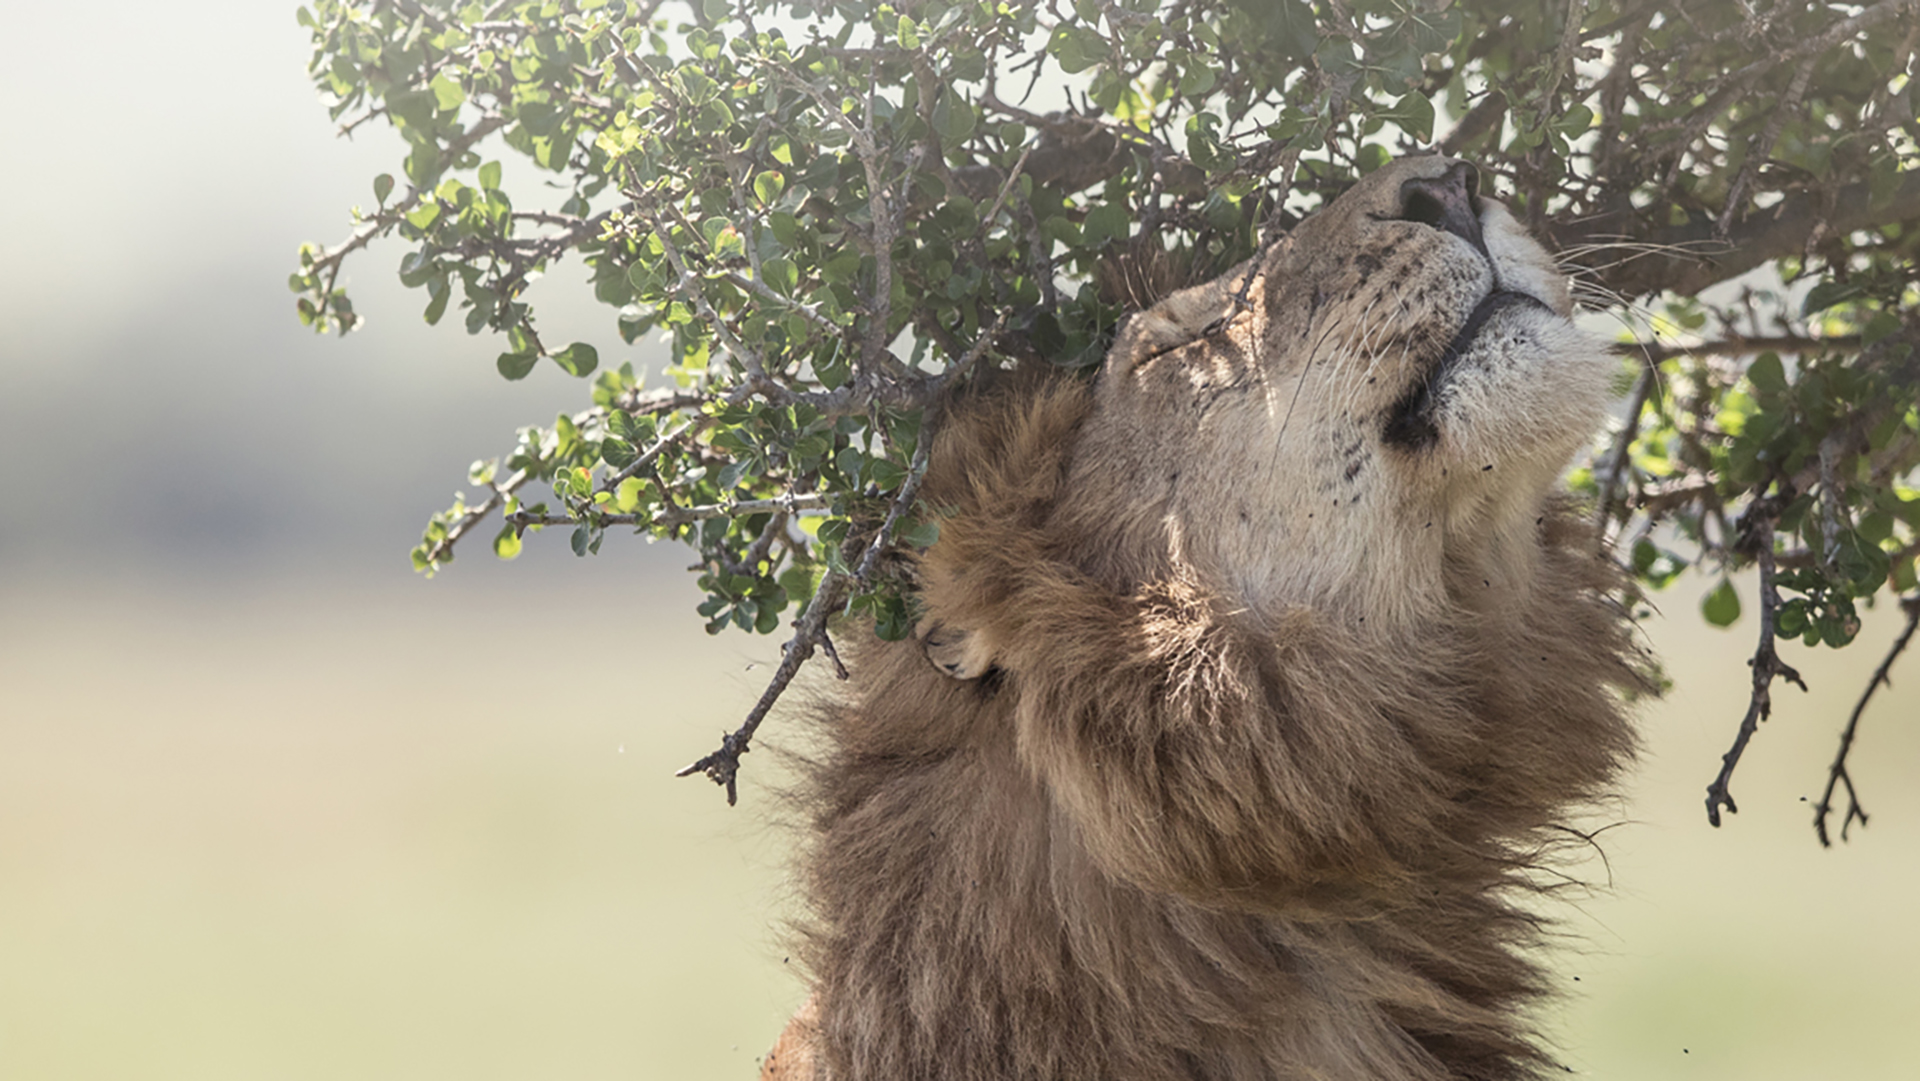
xmin=781 ymin=158 xmax=1642 ymax=1080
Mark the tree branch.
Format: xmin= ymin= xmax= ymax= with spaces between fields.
xmin=1439 ymin=90 xmax=1507 ymax=155
xmin=1555 ymin=171 xmax=1920 ymax=299
xmin=1813 ymin=595 xmax=1920 ymax=846
xmin=507 ymin=491 xmax=830 ymax=530
xmin=1593 ymin=353 xmax=1654 ymax=538
xmin=1705 ymin=505 xmax=1809 ymax=827
xmin=1610 ymin=334 xmax=1864 ymax=365
xmin=675 ymin=569 xmax=849 ymax=805
xmin=674 ymin=315 xmax=1006 ymax=803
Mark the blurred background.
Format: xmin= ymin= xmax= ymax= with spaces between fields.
xmin=1 ymin=3 xmax=1914 ymax=1078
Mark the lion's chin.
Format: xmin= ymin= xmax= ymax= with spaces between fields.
xmin=1383 ymin=290 xmax=1549 ymax=452
xmin=1384 ymin=296 xmax=1606 ymax=468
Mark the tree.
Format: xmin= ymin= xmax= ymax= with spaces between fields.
xmin=293 ymin=0 xmax=1920 ymax=836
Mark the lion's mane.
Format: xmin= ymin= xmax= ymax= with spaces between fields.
xmin=779 ymin=157 xmax=1643 ymax=1081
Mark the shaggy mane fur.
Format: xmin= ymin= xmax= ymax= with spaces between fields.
xmin=772 ymin=157 xmax=1643 ymax=1081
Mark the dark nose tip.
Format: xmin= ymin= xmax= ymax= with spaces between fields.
xmin=1397 ymin=161 xmax=1485 ymax=254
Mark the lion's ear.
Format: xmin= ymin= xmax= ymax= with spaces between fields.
xmin=916 ymin=619 xmax=997 ymax=680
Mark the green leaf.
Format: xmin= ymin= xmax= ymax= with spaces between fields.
xmin=497 ymin=351 xmax=539 ymax=380
xmin=872 ymin=593 xmax=912 ymax=640
xmin=1552 ymin=103 xmax=1594 ymax=136
xmin=1388 ymin=92 xmax=1436 ymax=142
xmin=1802 ymin=279 xmax=1862 ymax=317
xmin=493 ymin=525 xmax=523 ymax=560
xmin=752 ymin=170 xmax=786 ymax=206
xmin=902 ymin=518 xmax=940 ymax=549
xmin=1702 ymin=578 xmax=1742 ymax=627
xmin=552 ymin=342 xmax=599 ymax=377
xmin=613 ymin=476 xmax=647 ymax=513
xmin=387 ymin=90 xmax=437 ymax=131
xmin=601 ymin=437 xmax=637 ymax=468
xmin=423 ymin=281 xmax=451 ymax=325
xmin=478 ymin=160 xmax=502 ymax=191
xmin=1269 ymin=0 xmax=1318 ymax=60
xmin=1314 ymin=36 xmax=1358 ymax=77
xmin=1048 ymin=26 xmax=1103 ymax=74
xmin=822 ymin=250 xmax=861 ymax=283
xmin=931 ymin=88 xmax=976 ymax=147
xmin=1776 ymin=597 xmax=1808 ymax=639
xmin=1863 ymin=310 xmax=1901 ymax=346
xmin=1083 ymin=203 xmax=1129 ymax=246
xmin=373 ymin=173 xmax=394 ymax=205
xmin=1178 ymin=62 xmax=1217 ymax=97
xmin=763 ymin=255 xmax=799 ymax=294
xmin=1746 ymin=352 xmax=1787 ymax=396
xmin=430 ymin=73 xmax=466 ymax=112
xmin=869 ymin=458 xmax=908 ymax=490
xmin=570 ymin=523 xmax=591 ymax=556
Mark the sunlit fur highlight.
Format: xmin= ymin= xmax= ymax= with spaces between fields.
xmin=774 ymin=157 xmax=1645 ymax=1081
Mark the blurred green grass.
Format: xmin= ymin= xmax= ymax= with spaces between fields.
xmin=3 ymin=572 xmax=1915 ymax=1079
xmin=0 ymin=573 xmax=803 ymax=1080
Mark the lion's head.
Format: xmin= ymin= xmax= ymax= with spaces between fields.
xmin=925 ymin=155 xmax=1614 ymax=676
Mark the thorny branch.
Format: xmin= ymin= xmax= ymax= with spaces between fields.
xmin=675 ymin=314 xmax=1008 ymax=801
xmin=1813 ymin=595 xmax=1920 ymax=847
xmin=1705 ymin=500 xmax=1809 ymax=828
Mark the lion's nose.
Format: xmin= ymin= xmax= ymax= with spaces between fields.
xmin=1397 ymin=161 xmax=1486 ymax=255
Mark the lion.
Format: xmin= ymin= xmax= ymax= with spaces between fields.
xmin=760 ymin=155 xmax=1642 ymax=1081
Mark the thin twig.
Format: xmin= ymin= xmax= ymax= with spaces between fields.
xmin=1610 ymin=333 xmax=1862 ymax=365
xmin=818 ymin=628 xmax=850 ymax=680
xmin=1813 ymin=595 xmax=1920 ymax=846
xmin=1593 ymin=353 xmax=1655 ymax=540
xmin=507 ymin=491 xmax=830 ymax=530
xmin=675 ymin=571 xmax=851 ymax=804
xmin=1705 ymin=503 xmax=1809 ymax=827
xmin=979 ymin=144 xmax=1035 ymax=236
xmin=422 ymin=471 xmax=528 ymax=565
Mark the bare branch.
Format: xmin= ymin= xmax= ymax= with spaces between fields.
xmin=1705 ymin=504 xmax=1810 ymax=827
xmin=630 ymin=198 xmax=792 ymax=403
xmin=599 ymin=412 xmax=704 ymax=494
xmin=1813 ymin=595 xmax=1920 ymax=846
xmin=978 ymin=144 xmax=1036 ymax=237
xmin=1593 ymin=353 xmax=1655 ymax=539
xmin=675 ymin=570 xmax=851 ymax=805
xmin=1716 ymin=54 xmax=1817 ymax=237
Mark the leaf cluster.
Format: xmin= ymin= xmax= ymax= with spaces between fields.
xmin=295 ymin=0 xmax=1920 ymax=806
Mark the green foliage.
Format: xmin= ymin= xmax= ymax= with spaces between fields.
xmin=298 ymin=0 xmax=1918 ymax=693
